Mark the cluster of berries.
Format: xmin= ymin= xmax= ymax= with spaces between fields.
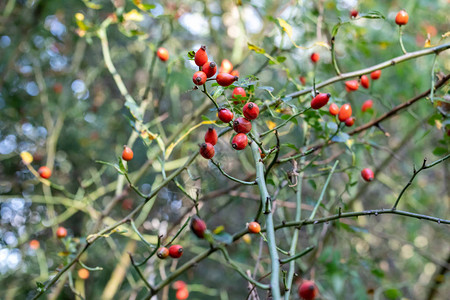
xmin=345 ymin=69 xmax=381 ymax=92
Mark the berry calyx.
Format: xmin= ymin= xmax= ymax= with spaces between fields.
xmin=370 ymin=70 xmax=381 ymax=80
xmin=157 ymin=47 xmax=169 ymax=61
xmin=247 ymin=221 xmax=261 ymax=234
xmin=56 ymin=226 xmax=67 ymax=238
xmin=157 ymin=247 xmax=169 ymax=259
xmin=38 ymin=166 xmax=52 ymax=179
xmin=169 ymin=244 xmax=183 ymax=258
xmin=232 ymin=87 xmax=246 ymax=104
xmin=361 ymin=168 xmax=374 ymax=182
xmin=362 ymin=99 xmax=373 ymax=112
xmin=298 ymin=280 xmax=318 ymax=300
xmin=29 ymin=239 xmax=40 ymax=250
xmin=233 ymin=117 xmax=252 ymax=134
xmin=190 ymin=216 xmax=207 ymax=238
xmin=219 ymin=59 xmax=233 ymax=74
xmin=194 ymin=45 xmax=208 ymax=66
xmin=243 ymin=102 xmax=260 ymax=120
xmin=310 ymin=52 xmax=320 ymax=63
xmin=395 ymin=10 xmax=409 ymax=26
xmin=202 ymin=61 xmax=217 ymax=78
xmin=122 ymin=146 xmax=133 ymax=161
xmin=204 ymin=127 xmax=218 ymax=145
xmin=338 ymin=104 xmax=352 ymax=122
xmin=218 ymin=108 xmax=234 ymax=123
xmin=231 ymin=133 xmax=248 ymax=150
xmin=344 ymin=117 xmax=355 ymax=127
xmin=176 ymin=287 xmax=189 ymax=300
xmin=345 ymin=80 xmax=359 ymax=92
xmin=311 ymin=93 xmax=331 ymax=109
xmin=329 ymin=103 xmax=339 ymax=116
xmin=350 ymin=9 xmax=358 ymax=18
xmin=78 ymin=268 xmax=90 ymax=280
xmin=193 ymin=71 xmax=207 ymax=86
xmin=360 ymin=75 xmax=370 ymax=89
xmin=199 ymin=143 xmax=215 ymax=159
xmin=216 ymin=73 xmax=238 ymax=87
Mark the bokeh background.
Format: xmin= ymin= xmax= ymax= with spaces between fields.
xmin=0 ymin=0 xmax=449 ymax=299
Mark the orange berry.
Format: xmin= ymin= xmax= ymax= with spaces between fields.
xmin=338 ymin=104 xmax=352 ymax=122
xmin=56 ymin=226 xmax=67 ymax=238
xmin=29 ymin=239 xmax=40 ymax=250
xmin=395 ymin=10 xmax=409 ymax=26
xmin=219 ymin=59 xmax=233 ymax=74
xmin=38 ymin=166 xmax=52 ymax=179
xmin=176 ymin=287 xmax=189 ymax=300
xmin=78 ymin=268 xmax=90 ymax=279
xmin=329 ymin=103 xmax=339 ymax=116
xmin=122 ymin=146 xmax=133 ymax=161
xmin=247 ymin=221 xmax=261 ymax=234
xmin=157 ymin=47 xmax=169 ymax=61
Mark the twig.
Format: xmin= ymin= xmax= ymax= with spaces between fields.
xmin=211 ymin=159 xmax=257 ymax=185
xmin=279 ymin=246 xmax=315 ymax=265
xmin=309 ymin=160 xmax=339 ymax=219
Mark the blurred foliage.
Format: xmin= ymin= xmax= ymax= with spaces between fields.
xmin=0 ymin=0 xmax=449 ymax=299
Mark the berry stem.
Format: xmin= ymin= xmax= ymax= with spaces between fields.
xmin=251 ymin=142 xmax=281 ymax=300
xmin=279 ymin=246 xmax=315 ymax=265
xmin=211 ymin=159 xmax=257 ymax=185
xmin=201 ymin=85 xmax=220 ymax=111
xmin=331 ymin=36 xmax=341 ymax=75
xmin=259 ymin=107 xmax=311 ymax=138
xmin=398 ymin=26 xmax=407 ymax=54
xmin=309 ymin=160 xmax=339 ymax=220
xmin=429 ymin=54 xmax=437 ymax=103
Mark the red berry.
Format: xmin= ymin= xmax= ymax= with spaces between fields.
xmin=310 ymin=52 xmax=320 ymax=63
xmin=204 ymin=127 xmax=218 ymax=145
xmin=344 ymin=117 xmax=355 ymax=127
xmin=193 ymin=71 xmax=207 ymax=86
xmin=173 ymin=281 xmax=187 ymax=290
xmin=298 ymin=280 xmax=318 ymax=300
xmin=329 ymin=103 xmax=339 ymax=116
xmin=247 ymin=221 xmax=261 ymax=234
xmin=176 ymin=287 xmax=189 ymax=300
xmin=190 ymin=216 xmax=207 ymax=238
xmin=230 ymin=69 xmax=239 ymax=77
xmin=29 ymin=239 xmax=40 ymax=250
xmin=38 ymin=166 xmax=52 ymax=179
xmin=299 ymin=76 xmax=306 ymax=85
xmin=202 ymin=61 xmax=217 ymax=78
xmin=362 ymin=99 xmax=373 ymax=112
xmin=169 ymin=244 xmax=183 ymax=258
xmin=360 ymin=75 xmax=370 ymax=89
xmin=311 ymin=93 xmax=331 ymax=109
xmin=157 ymin=47 xmax=169 ymax=61
xmin=216 ymin=73 xmax=238 ymax=87
xmin=231 ymin=133 xmax=248 ymax=150
xmin=122 ymin=198 xmax=133 ymax=210
xmin=361 ymin=168 xmax=374 ymax=182
xmin=232 ymin=87 xmax=246 ymax=104
xmin=218 ymin=108 xmax=234 ymax=123
xmin=243 ymin=102 xmax=260 ymax=120
xmin=219 ymin=59 xmax=233 ymax=74
xmin=345 ymin=80 xmax=359 ymax=92
xmin=350 ymin=9 xmax=358 ymax=18
xmin=194 ymin=45 xmax=208 ymax=66
xmin=56 ymin=226 xmax=67 ymax=238
xmin=53 ymin=83 xmax=63 ymax=94
xmin=233 ymin=117 xmax=252 ymax=134
xmin=122 ymin=146 xmax=133 ymax=161
xmin=199 ymin=143 xmax=215 ymax=159
xmin=157 ymin=247 xmax=169 ymax=259
xmin=370 ymin=70 xmax=381 ymax=80
xmin=338 ymin=104 xmax=352 ymax=122
xmin=395 ymin=10 xmax=409 ymax=26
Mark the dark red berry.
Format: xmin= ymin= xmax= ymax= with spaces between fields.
xmin=371 ymin=70 xmax=381 ymax=80
xmin=311 ymin=93 xmax=331 ymax=109
xmin=298 ymin=280 xmax=318 ymax=300
xmin=362 ymin=99 xmax=373 ymax=112
xmin=157 ymin=247 xmax=169 ymax=259
xmin=310 ymin=52 xmax=319 ymax=63
xmin=204 ymin=127 xmax=218 ymax=145
xmin=232 ymin=87 xmax=246 ymax=104
xmin=350 ymin=9 xmax=358 ymax=18
xmin=243 ymin=102 xmax=259 ymax=120
xmin=233 ymin=117 xmax=252 ymax=134
xmin=168 ymin=244 xmax=183 ymax=258
xmin=190 ymin=216 xmax=207 ymax=238
xmin=361 ymin=168 xmax=374 ymax=182
xmin=216 ymin=73 xmax=238 ymax=87
xmin=360 ymin=75 xmax=370 ymax=89
xmin=193 ymin=71 xmax=207 ymax=85
xmin=231 ymin=133 xmax=248 ymax=150
xmin=194 ymin=45 xmax=208 ymax=66
xmin=344 ymin=117 xmax=355 ymax=127
xmin=329 ymin=103 xmax=339 ymax=116
xmin=338 ymin=104 xmax=352 ymax=122
xmin=218 ymin=108 xmax=234 ymax=123
xmin=199 ymin=143 xmax=215 ymax=159
xmin=202 ymin=61 xmax=217 ymax=78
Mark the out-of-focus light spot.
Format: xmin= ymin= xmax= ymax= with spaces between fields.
xmin=400 ymin=244 xmax=414 ymax=259
xmin=44 ymin=15 xmax=66 ymax=38
xmin=22 ymin=123 xmax=34 ymax=137
xmin=33 ymin=36 xmax=45 ymax=48
xmin=424 ymin=263 xmax=436 ymax=276
xmin=243 ymin=6 xmax=263 ymax=34
xmin=179 ymin=13 xmax=210 ymax=36
xmin=37 ymin=126 xmax=47 ymax=139
xmin=208 ymin=2 xmax=221 ymax=14
xmin=71 ymin=79 xmax=85 ymax=93
xmin=20 ymin=65 xmax=32 ymax=74
xmin=170 ymin=199 xmax=182 ymax=210
xmin=414 ymin=236 xmax=428 ymax=248
xmin=7 ymin=249 xmax=21 ymax=270
xmin=84 ymin=113 xmax=96 ymax=123
xmin=3 ymin=232 xmax=17 ymax=246
xmin=0 ymin=182 xmax=12 ymax=194
xmin=26 ymin=82 xmax=39 ymax=96
xmin=211 ymin=16 xmax=221 ymax=30
xmin=337 ymin=0 xmax=357 ymax=10
xmin=0 ymin=36 xmax=11 ymax=48
xmin=11 ymin=198 xmax=24 ymax=211
xmin=0 ymin=135 xmax=17 ymax=154
xmin=50 ymin=56 xmax=68 ymax=71
xmin=141 ymin=184 xmax=152 ymax=194
xmin=227 ymin=25 xmax=240 ymax=39
xmin=151 ymin=3 xmax=164 ymax=17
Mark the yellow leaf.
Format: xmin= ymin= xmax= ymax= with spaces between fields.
xmin=213 ymin=225 xmax=224 ymax=234
xmin=242 ymin=234 xmax=251 ymax=244
xmin=435 ymin=119 xmax=442 ymax=130
xmin=20 ymin=151 xmax=33 ymax=164
xmin=75 ymin=13 xmax=85 ymax=21
xmin=345 ymin=139 xmax=354 ymax=149
xmin=266 ymin=120 xmax=276 ymax=130
xmin=123 ymin=9 xmax=144 ymax=22
xmin=247 ymin=42 xmax=265 ymax=54
xmin=424 ymin=39 xmax=432 ymax=48
xmin=141 ymin=130 xmax=158 ymax=140
xmin=278 ymin=18 xmax=293 ymax=38
xmin=441 ymin=31 xmax=450 ymax=39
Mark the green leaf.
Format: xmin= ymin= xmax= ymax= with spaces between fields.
xmin=432 ymin=147 xmax=448 ymax=156
xmin=118 ymin=156 xmax=128 ymax=173
xmin=308 ymin=180 xmax=317 ymax=190
xmin=276 ymin=56 xmax=286 ymax=63
xmin=331 ymin=132 xmax=349 ymax=143
xmin=36 ymin=281 xmax=45 ymax=292
xmin=384 ymin=288 xmax=402 ymax=299
xmin=281 ymin=143 xmax=298 ymax=150
xmin=212 ymin=86 xmax=225 ymax=100
xmin=258 ymin=86 xmax=274 ymax=92
xmin=96 ymin=160 xmax=125 ymax=175
xmin=187 ymin=50 xmax=195 ymax=59
xmin=371 ymin=268 xmax=385 ymax=278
